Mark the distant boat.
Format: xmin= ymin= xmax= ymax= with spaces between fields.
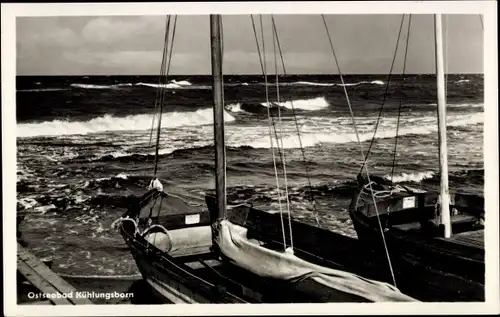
xmin=348 ymin=15 xmax=485 ymax=301
xmin=114 ymin=14 xmax=415 ymax=303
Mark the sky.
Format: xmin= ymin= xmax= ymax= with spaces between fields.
xmin=16 ymin=14 xmax=484 ymax=75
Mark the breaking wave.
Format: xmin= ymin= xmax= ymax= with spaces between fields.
xmin=244 ymin=112 xmax=483 ymax=149
xmin=23 ymin=79 xmax=388 ymax=92
xmin=424 ymin=102 xmax=483 ymax=109
xmin=137 ymin=82 xmax=182 ymax=89
xmin=170 ymin=80 xmax=192 ymax=86
xmin=71 ymin=83 xmax=118 ymax=89
xmin=262 ymin=97 xmax=329 ymax=111
xmin=136 ymin=79 xmax=193 ymax=89
xmin=226 ymin=97 xmax=329 ymax=114
xmin=17 ymin=109 xmax=235 ymax=138
xmin=70 ymin=80 xmax=192 ymax=90
xmin=384 ymin=171 xmax=435 ymax=183
xmin=17 ymin=88 xmax=69 ymax=92
xmin=284 ymin=80 xmax=385 ymax=87
xmin=226 ymin=103 xmax=245 ymax=113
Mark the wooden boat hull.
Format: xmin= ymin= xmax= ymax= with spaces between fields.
xmin=119 ymin=219 xmax=374 ymax=303
xmin=205 ymin=192 xmax=484 ymax=302
xmin=118 ymin=190 xmax=416 ymax=303
xmin=125 ymin=235 xmax=208 ymax=303
xmin=119 ymin=219 xmax=249 ymax=303
xmin=348 ymin=187 xmax=485 ymax=302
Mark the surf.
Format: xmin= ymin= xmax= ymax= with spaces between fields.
xmin=243 ymin=112 xmax=483 ymax=149
xmin=261 ymin=96 xmax=329 ymax=111
xmin=17 ymin=109 xmax=236 ymax=138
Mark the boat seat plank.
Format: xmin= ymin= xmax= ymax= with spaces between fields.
xmin=392 ymin=222 xmax=422 ymax=231
xmin=196 ymin=259 xmax=264 ymax=302
xmin=184 ymin=259 xmax=222 ymax=270
xmin=168 ymin=245 xmax=212 ymax=258
xmin=392 ymin=214 xmax=480 ymax=233
xmin=430 ymin=214 xmax=478 ymax=226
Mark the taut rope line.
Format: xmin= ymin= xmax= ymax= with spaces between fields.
xmin=321 ymin=14 xmax=397 ymax=287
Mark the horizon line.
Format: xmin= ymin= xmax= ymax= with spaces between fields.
xmin=16 ymin=72 xmax=485 ymax=77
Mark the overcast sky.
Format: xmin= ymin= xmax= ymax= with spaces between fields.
xmin=16 ymin=14 xmax=484 ymax=75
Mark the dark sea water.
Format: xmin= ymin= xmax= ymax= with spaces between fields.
xmin=16 ymin=74 xmax=484 ymax=277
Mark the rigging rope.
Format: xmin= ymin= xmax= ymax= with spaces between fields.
xmin=390 ymin=15 xmax=412 ymax=185
xmin=153 ymin=16 xmax=171 ymax=177
xmin=358 ymin=15 xmax=406 ymax=176
xmin=321 ymin=14 xmax=397 ymax=287
xmin=153 ymin=15 xmax=178 ymax=177
xmin=148 ymin=15 xmax=177 ymax=247
xmin=146 ymin=16 xmax=173 ymax=166
xmin=445 ymin=15 xmax=449 ymax=103
xmin=272 ymin=18 xmax=294 ymax=251
xmin=251 ymin=16 xmax=286 ymax=169
xmin=270 ymin=15 xmax=321 ymax=227
xmin=250 ymin=15 xmax=288 ymax=250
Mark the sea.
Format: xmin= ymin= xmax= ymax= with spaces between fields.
xmin=16 ymin=73 xmax=484 ymax=279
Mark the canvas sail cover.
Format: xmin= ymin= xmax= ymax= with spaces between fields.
xmin=135 ymin=190 xmax=203 ymax=219
xmin=130 ymin=190 xmax=210 ymax=230
xmin=215 ymin=220 xmax=416 ymax=302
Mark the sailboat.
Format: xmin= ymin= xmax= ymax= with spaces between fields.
xmin=348 ymin=15 xmax=485 ymax=301
xmin=114 ymin=14 xmax=416 ymax=303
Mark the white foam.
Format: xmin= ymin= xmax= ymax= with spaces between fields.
xmin=289 ymin=80 xmax=385 ymax=87
xmin=226 ymin=103 xmax=244 ymax=113
xmin=102 ymin=151 xmax=130 ymax=159
xmin=426 ymin=102 xmax=483 ymax=109
xmin=448 ymin=112 xmax=483 ymax=127
xmin=71 ymin=83 xmax=116 ymax=89
xmin=70 ymin=83 xmax=135 ymax=89
xmin=449 ymin=103 xmax=484 ymax=109
xmin=384 ymin=171 xmax=435 ymax=183
xmin=18 ymin=197 xmax=38 ymax=209
xmin=170 ymin=80 xmax=192 ymax=86
xmin=33 ymin=204 xmax=57 ymax=214
xmin=243 ymin=112 xmax=483 ymax=149
xmin=18 ymin=88 xmax=68 ymax=92
xmin=17 ymin=108 xmax=235 ymax=138
xmin=136 ymin=82 xmax=182 ymax=89
xmin=115 ymin=173 xmax=128 ymax=179
xmin=337 ymin=80 xmax=385 ymax=87
xmin=293 ymin=81 xmax=335 ymax=87
xmin=261 ymin=97 xmax=329 ymax=111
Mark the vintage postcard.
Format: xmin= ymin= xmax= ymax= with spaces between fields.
xmin=2 ymin=1 xmax=498 ymax=316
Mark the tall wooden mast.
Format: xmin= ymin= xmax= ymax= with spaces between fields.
xmin=434 ymin=14 xmax=451 ymax=238
xmin=210 ymin=14 xmax=226 ymax=221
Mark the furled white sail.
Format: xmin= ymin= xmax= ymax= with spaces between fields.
xmin=215 ymin=219 xmax=416 ymax=302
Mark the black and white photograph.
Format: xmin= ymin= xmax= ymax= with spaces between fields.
xmin=2 ymin=1 xmax=498 ymax=316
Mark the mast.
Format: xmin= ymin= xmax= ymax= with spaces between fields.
xmin=210 ymin=14 xmax=226 ymax=221
xmin=434 ymin=14 xmax=451 ymax=238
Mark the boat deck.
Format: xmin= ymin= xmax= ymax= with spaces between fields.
xmin=391 ymin=213 xmax=483 ymax=249
xmin=436 ymin=229 xmax=484 ymax=249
